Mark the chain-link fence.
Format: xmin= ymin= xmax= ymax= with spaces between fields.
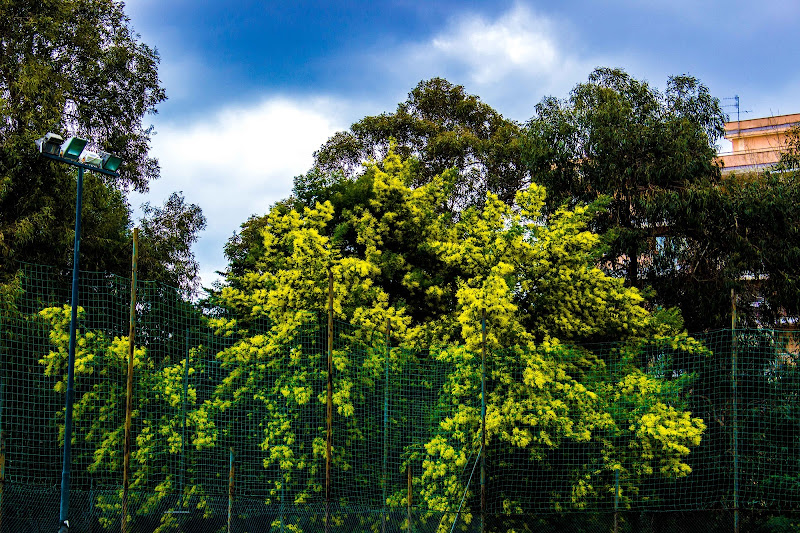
xmin=2 ymin=263 xmax=800 ymax=532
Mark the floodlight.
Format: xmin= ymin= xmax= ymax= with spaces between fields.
xmin=79 ymin=150 xmax=103 ymax=168
xmin=34 ymin=129 xmax=121 ymax=533
xmin=35 ymin=132 xmax=64 ymax=155
xmin=99 ymin=151 xmax=123 ymax=172
xmin=59 ymin=136 xmax=88 ymax=161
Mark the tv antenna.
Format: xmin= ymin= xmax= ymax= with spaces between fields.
xmin=723 ymin=95 xmax=752 ymax=132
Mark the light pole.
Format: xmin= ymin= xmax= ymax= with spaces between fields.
xmin=35 ymin=133 xmax=122 ymax=533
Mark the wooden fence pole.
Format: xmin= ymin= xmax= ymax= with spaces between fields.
xmin=481 ymin=308 xmax=487 ymax=533
xmin=122 ymin=228 xmax=138 ymax=533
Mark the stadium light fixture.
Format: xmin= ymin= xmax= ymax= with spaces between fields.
xmin=35 ymin=132 xmax=64 ymax=155
xmin=35 ymin=132 xmax=121 ymax=533
xmin=79 ymin=150 xmax=103 ymax=168
xmin=59 ymin=136 xmax=88 ymax=161
xmin=99 ymin=150 xmax=123 ymax=172
xmin=35 ymin=132 xmax=122 ymax=177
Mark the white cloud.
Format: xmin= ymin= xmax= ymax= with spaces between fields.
xmin=127 ymin=4 xmax=619 ymax=291
xmin=430 ymin=5 xmax=560 ymax=85
xmin=131 ymin=96 xmax=349 ymax=289
xmin=382 ymin=3 xmax=603 ymax=121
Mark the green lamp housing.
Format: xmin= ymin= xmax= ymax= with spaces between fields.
xmin=99 ymin=151 xmax=123 ymax=172
xmin=60 ymin=137 xmax=88 ymax=161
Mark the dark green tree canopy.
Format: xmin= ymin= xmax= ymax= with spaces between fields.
xmin=522 ymin=67 xmax=800 ymax=330
xmin=523 ymin=67 xmax=726 ymax=290
xmin=227 ymin=78 xmax=528 ymax=285
xmin=312 ymin=77 xmax=529 ymax=208
xmin=138 ymin=192 xmax=207 ymax=295
xmin=0 ymin=0 xmax=205 ymax=293
xmin=0 ymin=0 xmax=165 ymax=191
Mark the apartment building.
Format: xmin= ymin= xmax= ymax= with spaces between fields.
xmin=718 ymin=112 xmax=800 ymax=173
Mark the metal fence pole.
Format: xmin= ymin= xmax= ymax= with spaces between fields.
xmin=122 ymin=227 xmax=138 ymax=533
xmin=614 ymin=468 xmax=619 ymax=533
xmin=731 ymin=288 xmax=739 ymax=533
xmin=382 ymin=318 xmax=391 ymax=533
xmin=407 ymin=464 xmax=413 ymax=532
xmin=228 ymin=448 xmax=234 ymax=533
xmin=280 ymin=450 xmax=285 ymax=533
xmin=326 ymin=268 xmax=333 ymax=533
xmin=179 ymin=330 xmax=190 ymax=508
xmin=58 ymin=166 xmax=85 ymax=533
xmin=0 ymin=380 xmax=5 ymax=533
xmin=0 ymin=303 xmax=4 ymax=532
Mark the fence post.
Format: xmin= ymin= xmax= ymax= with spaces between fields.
xmin=614 ymin=468 xmax=619 ymax=533
xmin=382 ymin=318 xmax=391 ymax=533
xmin=731 ymin=288 xmax=739 ymax=533
xmin=179 ymin=330 xmax=190 ymax=508
xmin=0 ymin=309 xmax=3 ymax=533
xmin=58 ymin=166 xmax=85 ymax=533
xmin=228 ymin=448 xmax=234 ymax=533
xmin=326 ymin=268 xmax=333 ymax=533
xmin=122 ymin=227 xmax=138 ymax=533
xmin=407 ymin=464 xmax=413 ymax=532
xmin=480 ymin=308 xmax=486 ymax=533
xmin=0 ymin=380 xmax=5 ymax=533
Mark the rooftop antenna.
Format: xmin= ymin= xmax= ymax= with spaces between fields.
xmin=723 ymin=95 xmax=752 ymax=135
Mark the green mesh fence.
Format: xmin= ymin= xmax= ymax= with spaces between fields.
xmin=2 ymin=263 xmax=800 ymax=532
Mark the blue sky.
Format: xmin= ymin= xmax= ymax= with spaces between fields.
xmin=124 ymin=0 xmax=800 ymax=288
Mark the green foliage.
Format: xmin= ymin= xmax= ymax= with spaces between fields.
xmin=0 ymin=168 xmax=132 ymax=275
xmin=225 ymin=77 xmax=527 ymax=285
xmin=0 ymin=0 xmax=205 ymax=295
xmin=776 ymin=125 xmax=800 ymax=172
xmin=627 ymin=161 xmax=800 ymax=330
xmin=212 ymin=150 xmax=708 ymax=528
xmin=666 ymin=170 xmax=800 ymax=327
xmin=313 ymin=77 xmax=528 ymax=209
xmin=523 ymin=67 xmax=725 ymax=293
xmin=138 ymin=192 xmax=207 ymax=295
xmin=521 ymin=68 xmax=800 ymax=330
xmin=38 ymin=304 xmax=210 ymax=530
xmin=0 ymin=0 xmax=165 ymax=191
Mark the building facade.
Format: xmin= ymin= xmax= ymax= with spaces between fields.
xmin=718 ymin=112 xmax=800 ymax=173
